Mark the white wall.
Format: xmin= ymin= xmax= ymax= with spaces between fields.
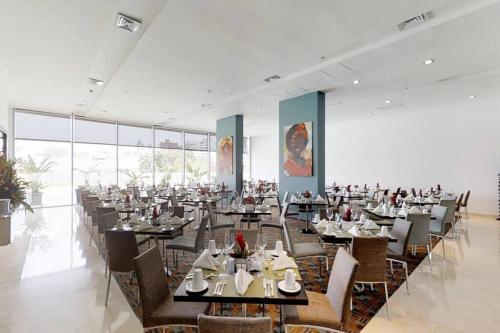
xmin=250 ymin=98 xmax=500 ymax=215
xmin=250 ymin=135 xmax=279 ymax=182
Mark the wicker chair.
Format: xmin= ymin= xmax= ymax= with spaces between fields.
xmin=283 ymin=248 xmax=359 ymax=332
xmin=351 ymin=236 xmax=390 ymax=319
xmin=134 ymin=246 xmax=210 ymax=331
xmin=198 ymin=314 xmax=272 ymax=333
xmin=386 ymin=219 xmax=413 ymax=294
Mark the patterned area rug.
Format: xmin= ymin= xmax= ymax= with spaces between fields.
xmin=92 ymin=209 xmax=442 ymax=333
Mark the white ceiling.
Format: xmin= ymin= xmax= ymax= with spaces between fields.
xmin=1 ymin=0 xmax=499 ymax=136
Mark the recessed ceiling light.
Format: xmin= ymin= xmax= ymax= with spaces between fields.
xmin=385 ymin=100 xmax=391 ymax=104
xmin=367 ymin=113 xmax=372 ymax=117
xmin=468 ymin=95 xmax=477 ymax=99
xmin=4 ymin=69 xmax=10 ymax=73
xmin=257 ymin=108 xmax=261 ymax=112
xmin=115 ymin=13 xmax=142 ymax=33
xmin=201 ymin=103 xmax=212 ymax=110
xmin=89 ymin=78 xmax=104 ymax=86
xmin=352 ymin=79 xmax=360 ymax=85
xmin=423 ymin=59 xmax=434 ymax=65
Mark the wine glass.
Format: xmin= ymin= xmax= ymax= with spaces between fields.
xmin=224 ymin=231 xmax=234 ymax=252
xmin=326 ymin=208 xmax=334 ymax=222
xmin=256 ymin=233 xmax=267 ymax=277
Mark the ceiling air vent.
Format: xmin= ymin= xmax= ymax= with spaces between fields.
xmin=115 ymin=13 xmax=142 ymax=33
xmin=88 ymin=78 xmax=104 ymax=86
xmin=264 ymin=74 xmax=281 ymax=83
xmin=397 ymin=11 xmax=433 ymax=31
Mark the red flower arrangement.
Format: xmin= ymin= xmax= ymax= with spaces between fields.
xmin=302 ymin=190 xmax=312 ymax=198
xmin=125 ymin=194 xmax=130 ymax=204
xmin=244 ymin=196 xmax=255 ymax=205
xmin=231 ymin=232 xmax=253 ymax=258
xmin=390 ymin=194 xmax=397 ymax=206
xmin=343 ymin=207 xmax=352 ymax=221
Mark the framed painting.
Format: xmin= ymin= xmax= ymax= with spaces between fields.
xmin=217 ymin=136 xmax=233 ymax=175
xmin=283 ymin=122 xmax=312 ymax=176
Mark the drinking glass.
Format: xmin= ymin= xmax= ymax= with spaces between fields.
xmin=256 ymin=233 xmax=267 ymax=252
xmin=224 ymin=231 xmax=234 ymax=252
xmin=326 ymin=208 xmax=334 ymax=222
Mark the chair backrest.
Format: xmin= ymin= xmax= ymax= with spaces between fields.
xmin=171 ymin=206 xmax=184 ymax=218
xmin=351 ymin=236 xmax=388 ymax=282
xmin=96 ymin=207 xmax=116 ymax=233
xmin=439 ymin=198 xmax=456 ymax=225
xmin=206 ymin=203 xmax=217 ymax=229
xmin=462 ymin=190 xmax=470 ymax=207
xmin=233 ymin=229 xmax=258 ymax=250
xmin=170 ymin=194 xmax=179 ymax=207
xmin=133 ymin=246 xmax=170 ymax=328
xmin=282 ymin=219 xmax=295 ymax=256
xmin=194 ymin=214 xmax=209 ymax=252
xmin=198 ymin=314 xmax=272 ymax=333
xmin=87 ymin=199 xmax=100 ymax=218
xmin=319 ymin=207 xmax=327 ymax=220
xmin=75 ymin=188 xmax=81 ymax=205
xmin=325 ymin=192 xmax=332 ymax=207
xmin=365 ymin=199 xmax=378 ymax=208
xmin=282 ymin=191 xmax=289 ymax=204
xmin=102 ymin=211 xmax=120 ymax=230
xmin=390 ymin=218 xmax=413 ymax=257
xmin=431 ymin=205 xmax=448 ymax=235
xmin=455 ymin=193 xmax=464 ymax=212
xmin=333 ymin=196 xmax=341 ymax=209
xmin=407 ymin=213 xmax=431 ymax=246
xmin=104 ymin=230 xmax=139 ymax=273
xmin=411 ymin=188 xmax=417 ymax=197
xmin=326 ymin=247 xmax=359 ymax=327
xmin=276 ymin=190 xmax=283 ymax=215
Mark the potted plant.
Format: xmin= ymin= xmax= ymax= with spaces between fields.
xmin=18 ymin=155 xmax=55 ymax=206
xmin=0 ymin=156 xmax=32 ymax=245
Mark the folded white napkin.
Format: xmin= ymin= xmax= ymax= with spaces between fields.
xmin=409 ymin=206 xmax=420 ymax=214
xmin=315 ymin=195 xmax=325 ymax=203
xmin=341 ymin=221 xmax=353 ymax=231
xmin=348 ymin=224 xmax=361 ymax=236
xmin=193 ymin=249 xmax=219 ymax=271
xmin=316 ymin=219 xmax=329 ymax=228
xmin=272 ymin=253 xmax=298 ymax=271
xmin=170 ymin=216 xmax=184 ymax=224
xmin=401 ymin=201 xmax=407 ymax=208
xmin=425 ymin=197 xmax=434 ymax=203
xmin=406 ymin=194 xmax=414 ymax=200
xmin=372 ymin=205 xmax=384 ymax=213
xmin=398 ymin=208 xmax=407 ymax=217
xmin=128 ymin=217 xmax=140 ymax=225
xmin=235 ymin=269 xmax=254 ymax=295
xmin=290 ymin=195 xmax=298 ymax=203
xmin=361 ymin=220 xmax=380 ymax=230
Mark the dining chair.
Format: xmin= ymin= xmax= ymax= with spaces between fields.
xmin=133 ymin=246 xmax=211 ymax=332
xmin=386 ymin=219 xmax=413 ymax=294
xmin=411 ymin=188 xmax=417 ymax=198
xmin=454 ymin=193 xmax=464 ymax=224
xmin=104 ymin=229 xmax=140 ymax=306
xmin=283 ymin=247 xmax=359 ymax=333
xmin=88 ymin=200 xmax=101 ymax=245
xmin=198 ymin=314 xmax=272 ymax=333
xmin=83 ymin=196 xmax=99 ymax=230
xmin=429 ymin=205 xmax=449 ymax=259
xmin=207 ymin=202 xmax=234 ymax=238
xmin=438 ymin=197 xmax=457 ymax=238
xmin=461 ymin=190 xmax=471 ymax=218
xmin=165 ymin=214 xmax=209 ymax=269
xmin=95 ymin=206 xmax=116 ymax=252
xmin=283 ymin=216 xmax=328 ymax=276
xmin=406 ymin=213 xmax=432 ymax=270
xmin=170 ymin=194 xmax=195 ymax=215
xmin=283 ymin=191 xmax=299 ymax=219
xmin=260 ymin=202 xmax=288 ymax=240
xmin=351 ymin=236 xmax=390 ymax=319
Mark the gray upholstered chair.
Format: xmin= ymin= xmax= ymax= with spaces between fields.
xmin=351 ymin=236 xmax=390 ymax=319
xmin=283 ymin=215 xmax=328 ymax=276
xmin=198 ymin=314 xmax=272 ymax=333
xmin=259 ymin=202 xmax=288 ymax=240
xmin=407 ymin=213 xmax=432 ymax=269
xmin=283 ymin=191 xmax=299 ymax=219
xmin=87 ymin=199 xmax=100 ymax=245
xmin=207 ymin=202 xmax=234 ymax=238
xmin=170 ymin=194 xmax=194 ymax=215
xmin=95 ymin=206 xmax=115 ymax=252
xmin=283 ymin=247 xmax=359 ymax=332
xmin=429 ymin=205 xmax=448 ymax=259
xmin=103 ymin=229 xmax=139 ymax=306
xmin=165 ymin=214 xmax=209 ymax=269
xmin=461 ymin=190 xmax=470 ymax=218
xmin=386 ymin=219 xmax=413 ymax=294
xmin=439 ymin=197 xmax=457 ymax=238
xmin=133 ymin=246 xmax=210 ymax=331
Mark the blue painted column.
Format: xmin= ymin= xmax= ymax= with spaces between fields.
xmin=279 ymin=91 xmax=325 ymax=200
xmin=216 ymin=115 xmax=243 ymax=194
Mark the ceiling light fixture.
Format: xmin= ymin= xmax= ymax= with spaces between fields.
xmin=352 ymin=79 xmax=360 ymax=85
xmin=385 ymin=100 xmax=391 ymax=104
xmin=423 ymin=59 xmax=434 ymax=65
xmin=257 ymin=108 xmax=261 ymax=112
xmin=4 ymin=69 xmax=10 ymax=73
xmin=263 ymin=74 xmax=281 ymax=83
xmin=201 ymin=103 xmax=212 ymax=110
xmin=468 ymin=95 xmax=477 ymax=99
xmin=397 ymin=11 xmax=433 ymax=31
xmin=367 ymin=113 xmax=372 ymax=117
xmin=115 ymin=13 xmax=142 ymax=33
xmin=89 ymin=78 xmax=104 ymax=86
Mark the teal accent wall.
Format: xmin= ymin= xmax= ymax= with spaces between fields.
xmin=279 ymin=92 xmax=325 ymax=200
xmin=216 ymin=115 xmax=243 ymax=194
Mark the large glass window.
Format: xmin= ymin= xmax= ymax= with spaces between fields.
xmin=118 ymin=146 xmax=153 ymax=187
xmin=14 ymin=111 xmax=72 ymax=207
xmin=155 ymin=148 xmax=184 ymax=185
xmin=73 ymin=143 xmax=117 ymax=188
xmin=0 ymin=130 xmax=6 ymax=156
xmin=185 ymin=132 xmax=208 ymax=150
xmin=185 ymin=151 xmax=209 ymax=185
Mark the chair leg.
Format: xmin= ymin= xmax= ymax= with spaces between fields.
xmin=89 ymin=225 xmax=93 ymax=246
xmin=404 ymin=262 xmax=409 ymax=295
xmin=441 ymin=237 xmax=446 ymax=259
xmin=384 ymin=282 xmax=390 ymax=320
xmin=426 ymin=245 xmax=432 ymax=271
xmin=389 ymin=260 xmax=394 ymax=278
xmin=105 ymin=272 xmax=112 ymax=306
xmin=105 ymin=251 xmax=108 ymax=277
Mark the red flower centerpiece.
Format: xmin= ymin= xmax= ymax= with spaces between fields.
xmin=244 ymin=196 xmax=255 ymax=205
xmin=343 ymin=207 xmax=352 ymax=221
xmin=302 ymin=190 xmax=312 ymax=198
xmin=390 ymin=194 xmax=397 ymax=206
xmin=230 ymin=232 xmax=253 ymax=259
xmin=152 ymin=206 xmax=158 ymax=219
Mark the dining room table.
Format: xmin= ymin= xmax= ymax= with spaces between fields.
xmin=287 ymin=200 xmax=328 ymax=234
xmin=363 ymin=207 xmax=436 ymax=220
xmin=173 ymin=250 xmax=308 ymax=328
xmin=313 ymin=221 xmax=397 ymax=245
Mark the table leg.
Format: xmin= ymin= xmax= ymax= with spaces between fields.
xmin=279 ymin=305 xmax=283 ymax=333
xmin=301 ymin=209 xmax=314 ymax=234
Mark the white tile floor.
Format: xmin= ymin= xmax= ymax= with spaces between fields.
xmin=0 ymin=207 xmax=498 ymax=332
